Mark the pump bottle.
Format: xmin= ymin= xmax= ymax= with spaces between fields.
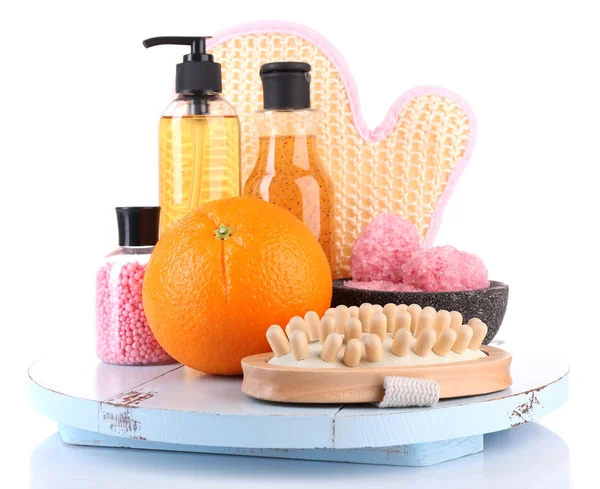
xmin=144 ymin=37 xmax=241 ymax=234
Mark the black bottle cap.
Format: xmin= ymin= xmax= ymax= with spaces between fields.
xmin=143 ymin=37 xmax=222 ymax=93
xmin=260 ymin=62 xmax=312 ymax=110
xmin=116 ymin=207 xmax=160 ymax=247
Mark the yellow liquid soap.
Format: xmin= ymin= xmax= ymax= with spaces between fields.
xmin=158 ymin=115 xmax=240 ymax=234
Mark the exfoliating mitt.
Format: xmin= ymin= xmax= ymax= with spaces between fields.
xmin=208 ymin=22 xmax=476 ymax=279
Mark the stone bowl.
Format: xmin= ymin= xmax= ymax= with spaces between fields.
xmin=331 ymin=280 xmax=509 ymax=344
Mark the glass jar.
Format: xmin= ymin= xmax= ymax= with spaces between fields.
xmin=95 ymin=207 xmax=174 ymax=365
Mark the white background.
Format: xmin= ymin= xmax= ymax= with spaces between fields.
xmin=1 ymin=0 xmax=598 ymax=486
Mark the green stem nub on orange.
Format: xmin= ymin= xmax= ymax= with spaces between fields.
xmin=214 ymin=224 xmax=234 ymax=240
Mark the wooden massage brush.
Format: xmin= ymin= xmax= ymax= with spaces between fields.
xmin=241 ymin=303 xmax=512 ymax=404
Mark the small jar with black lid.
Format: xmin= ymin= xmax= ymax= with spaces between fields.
xmin=95 ymin=207 xmax=174 ymax=365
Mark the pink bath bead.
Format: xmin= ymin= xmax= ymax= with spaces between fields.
xmin=95 ymin=258 xmax=173 ymax=366
xmin=344 ymin=280 xmax=422 ymax=292
xmin=350 ymin=213 xmax=421 ymax=283
xmin=401 ymin=246 xmax=490 ymax=292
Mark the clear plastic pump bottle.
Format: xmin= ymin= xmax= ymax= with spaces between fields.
xmin=144 ymin=37 xmax=241 ymax=235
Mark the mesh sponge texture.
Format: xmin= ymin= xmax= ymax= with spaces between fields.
xmin=210 ymin=28 xmax=472 ymax=279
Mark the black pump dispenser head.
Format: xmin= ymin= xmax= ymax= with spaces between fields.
xmin=260 ymin=62 xmax=312 ymax=110
xmin=143 ymin=36 xmax=222 ymax=94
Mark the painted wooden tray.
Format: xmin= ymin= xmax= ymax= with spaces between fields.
xmin=28 ymin=350 xmax=567 ymax=466
xmin=242 ymin=345 xmax=512 ymax=403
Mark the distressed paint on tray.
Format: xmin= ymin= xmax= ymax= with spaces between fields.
xmin=29 ymin=353 xmax=568 ymax=456
xmin=58 ymin=424 xmax=484 ymax=467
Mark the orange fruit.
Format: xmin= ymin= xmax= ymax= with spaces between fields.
xmin=142 ymin=197 xmax=332 ymax=375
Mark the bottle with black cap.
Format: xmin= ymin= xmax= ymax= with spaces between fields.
xmin=95 ymin=207 xmax=174 ymax=366
xmin=143 ymin=37 xmax=241 ymax=235
xmin=244 ymin=62 xmax=334 ymax=267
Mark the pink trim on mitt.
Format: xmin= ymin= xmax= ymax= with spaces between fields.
xmin=208 ymin=21 xmax=477 ymax=246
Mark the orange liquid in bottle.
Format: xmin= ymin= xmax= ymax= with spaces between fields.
xmin=244 ymin=133 xmax=333 ymax=264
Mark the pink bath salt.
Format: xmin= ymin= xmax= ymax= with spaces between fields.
xmin=344 ymin=280 xmax=422 ymax=292
xmin=350 ymin=213 xmax=421 ymax=283
xmin=401 ymin=246 xmax=490 ymax=292
xmin=95 ymin=260 xmax=173 ymax=366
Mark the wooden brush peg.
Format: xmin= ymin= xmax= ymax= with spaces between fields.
xmin=324 ymin=307 xmax=336 ymax=317
xmin=373 ymin=304 xmax=383 ymax=314
xmin=358 ymin=303 xmax=374 ymax=332
xmin=345 ymin=318 xmax=363 ymax=343
xmin=391 ymin=329 xmax=412 ymax=357
xmin=452 ymin=325 xmax=473 ymax=354
xmin=365 ymin=334 xmax=383 ymax=362
xmin=320 ymin=332 xmax=343 ymax=362
xmin=422 ymin=306 xmax=437 ymax=316
xmin=397 ymin=304 xmax=408 ymax=312
xmin=434 ymin=310 xmax=451 ymax=336
xmin=433 ymin=328 xmax=457 ymax=356
xmin=383 ymin=303 xmax=399 ymax=332
xmin=407 ymin=304 xmax=422 ymax=333
xmin=468 ymin=317 xmax=483 ymax=327
xmin=370 ymin=313 xmax=387 ymax=342
xmin=266 ymin=325 xmax=290 ymax=357
xmin=413 ymin=328 xmax=436 ymax=357
xmin=319 ymin=316 xmax=336 ymax=344
xmin=348 ymin=305 xmax=360 ymax=318
xmin=335 ymin=305 xmax=350 ymax=334
xmin=469 ymin=321 xmax=488 ymax=350
xmin=304 ymin=311 xmax=320 ymax=342
xmin=393 ymin=310 xmax=412 ymax=334
xmin=343 ymin=338 xmax=362 ymax=367
xmin=415 ymin=309 xmax=435 ymax=338
xmin=289 ymin=330 xmax=309 ymax=360
xmin=450 ymin=311 xmax=463 ymax=332
xmin=285 ymin=316 xmax=309 ymax=341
